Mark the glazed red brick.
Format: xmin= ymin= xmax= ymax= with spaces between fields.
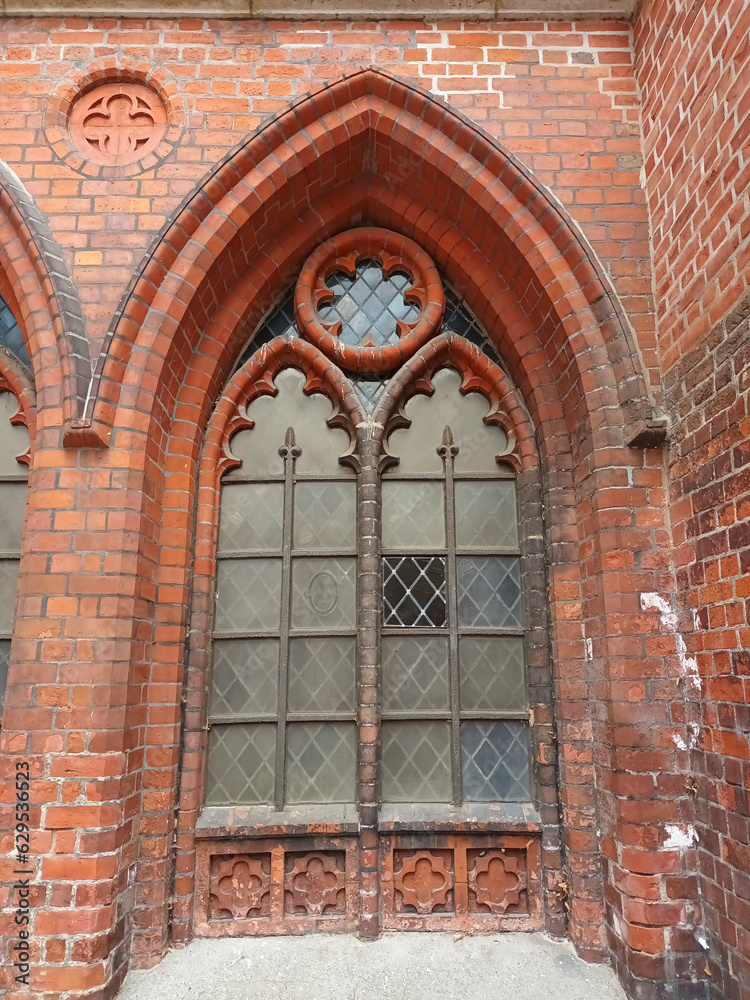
xmin=633 ymin=0 xmax=750 ymax=371
xmin=0 ymin=10 xmax=744 ymax=1000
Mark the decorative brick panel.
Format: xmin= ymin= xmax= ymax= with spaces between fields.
xmin=381 ymin=834 xmax=541 ymax=931
xmin=195 ymin=838 xmax=358 ymax=935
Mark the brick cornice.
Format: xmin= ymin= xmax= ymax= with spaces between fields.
xmin=0 ymin=1 xmax=638 ymax=19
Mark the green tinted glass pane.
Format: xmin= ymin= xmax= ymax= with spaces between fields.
xmin=288 ymin=637 xmax=356 ymax=713
xmin=381 ymin=480 xmax=445 ymax=549
xmin=210 ymin=639 xmax=279 ymax=717
xmin=0 ymin=393 xmax=30 ymax=477
xmin=455 ymin=481 xmax=518 ymax=549
xmin=285 ymin=722 xmax=355 ymax=803
xmin=231 ymin=369 xmax=353 ymax=477
xmin=291 ymin=558 xmax=356 ymax=629
xmin=215 ymin=559 xmax=282 ymax=632
xmin=461 ymin=721 xmax=530 ymax=801
xmin=382 ymin=636 xmax=449 ymax=713
xmin=0 ymin=560 xmax=19 ymax=632
xmin=385 ymin=369 xmax=508 ymax=474
xmin=319 ymin=263 xmax=419 ymax=348
xmin=293 ymin=481 xmax=356 ymax=550
xmin=381 ymin=721 xmax=451 ymax=802
xmin=206 ymin=723 xmax=275 ymax=805
xmin=459 ymin=636 xmax=526 ymax=713
xmin=219 ymin=482 xmax=284 ymax=552
xmin=457 ymin=556 xmax=522 ymax=627
xmin=0 ymin=483 xmax=26 ymax=552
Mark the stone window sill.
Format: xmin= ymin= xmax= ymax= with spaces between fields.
xmin=196 ymin=803 xmax=360 ymax=839
xmin=377 ymin=801 xmax=540 ymax=833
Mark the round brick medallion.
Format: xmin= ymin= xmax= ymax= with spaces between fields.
xmin=295 ymin=228 xmax=445 ymax=373
xmin=69 ymin=83 xmax=167 ymax=167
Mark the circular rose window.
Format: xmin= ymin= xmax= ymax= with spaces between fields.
xmin=69 ymin=83 xmax=167 ymax=167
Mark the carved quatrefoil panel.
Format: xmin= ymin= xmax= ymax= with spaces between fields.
xmin=69 ymin=83 xmax=167 ymax=166
xmin=209 ymin=853 xmax=271 ymax=920
xmin=284 ymin=851 xmax=347 ymax=916
xmin=468 ymin=849 xmax=527 ymax=914
xmin=394 ymin=849 xmax=454 ymax=914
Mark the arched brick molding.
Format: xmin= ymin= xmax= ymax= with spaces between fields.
xmin=80 ymin=66 xmax=663 ymax=453
xmin=12 ymin=70 xmax=701 ymax=1000
xmin=0 ymin=160 xmax=90 ymax=435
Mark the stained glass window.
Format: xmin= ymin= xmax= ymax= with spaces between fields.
xmin=380 ymin=369 xmax=529 ymax=803
xmin=207 ymin=368 xmax=357 ymax=807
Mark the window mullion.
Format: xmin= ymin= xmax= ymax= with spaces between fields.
xmin=438 ymin=424 xmax=462 ymax=806
xmin=274 ymin=426 xmax=300 ymax=810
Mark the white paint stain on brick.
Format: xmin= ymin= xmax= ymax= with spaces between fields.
xmin=663 ymin=824 xmax=699 ymax=849
xmin=640 ymin=592 xmax=702 ymax=692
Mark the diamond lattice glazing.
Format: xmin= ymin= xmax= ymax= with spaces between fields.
xmin=285 ymin=722 xmax=356 ymax=803
xmin=288 ymin=637 xmax=356 ymax=714
xmin=293 ymin=481 xmax=356 ymax=550
xmin=459 ymin=636 xmax=526 ymax=713
xmin=382 ymin=636 xmax=450 ymax=713
xmin=206 ymin=724 xmax=276 ymax=805
xmin=461 ymin=720 xmax=530 ymax=801
xmin=457 ymin=556 xmax=522 ymax=627
xmin=383 ymin=556 xmax=446 ymax=627
xmin=319 ymin=261 xmax=419 ymax=347
xmin=381 ymin=721 xmax=452 ymax=802
xmin=215 ymin=559 xmax=282 ymax=632
xmin=210 ymin=638 xmax=279 ymax=717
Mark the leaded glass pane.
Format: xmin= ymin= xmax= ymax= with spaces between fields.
xmin=285 ymin=722 xmax=356 ymax=803
xmin=215 ymin=559 xmax=282 ymax=632
xmin=385 ymin=369 xmax=508 ymax=475
xmin=219 ymin=482 xmax=284 ymax=553
xmin=210 ymin=639 xmax=279 ymax=717
xmin=461 ymin=721 xmax=530 ymax=800
xmin=0 ymin=482 xmax=26 ymax=552
xmin=291 ymin=558 xmax=356 ymax=629
xmin=441 ymin=286 xmax=500 ymax=364
xmin=455 ymin=481 xmax=518 ymax=549
xmin=206 ymin=723 xmax=275 ymax=805
xmin=457 ymin=556 xmax=522 ymax=627
xmin=288 ymin=637 xmax=356 ymax=713
xmin=459 ymin=637 xmax=526 ymax=713
xmin=0 ymin=393 xmax=30 ymax=477
xmin=319 ymin=261 xmax=419 ymax=348
xmin=381 ymin=721 xmax=451 ymax=802
xmin=383 ymin=556 xmax=445 ymax=627
xmin=0 ymin=638 xmax=9 ymax=716
xmin=0 ymin=560 xmax=18 ymax=632
xmin=293 ymin=481 xmax=356 ymax=550
xmin=382 ymin=636 xmax=450 ymax=713
xmin=350 ymin=372 xmax=388 ymax=413
xmin=381 ymin=481 xmax=445 ymax=550
xmin=230 ymin=369 xmax=352 ymax=477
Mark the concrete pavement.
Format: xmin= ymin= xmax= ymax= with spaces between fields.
xmin=117 ymin=932 xmax=628 ymax=1000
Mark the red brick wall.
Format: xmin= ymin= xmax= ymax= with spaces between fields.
xmin=633 ymin=0 xmax=750 ymax=370
xmin=0 ymin=16 xmax=657 ymax=379
xmin=634 ymin=2 xmax=750 ymax=998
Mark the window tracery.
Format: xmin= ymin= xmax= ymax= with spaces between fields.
xmin=203 ymin=228 xmax=536 ymax=816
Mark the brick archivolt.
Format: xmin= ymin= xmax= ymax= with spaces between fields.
xmin=77 ymin=67 xmax=662 ymax=457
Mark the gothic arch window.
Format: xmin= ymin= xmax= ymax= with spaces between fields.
xmin=196 ymin=229 xmax=545 ymax=932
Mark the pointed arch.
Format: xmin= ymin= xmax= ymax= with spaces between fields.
xmin=0 ymin=161 xmax=90 ymax=433
xmin=75 ymin=67 xmax=663 ymax=454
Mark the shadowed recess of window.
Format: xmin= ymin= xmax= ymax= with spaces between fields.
xmin=441 ymin=286 xmax=500 ymax=365
xmin=0 ymin=295 xmax=29 ymax=367
xmin=236 ymin=288 xmax=298 ymax=372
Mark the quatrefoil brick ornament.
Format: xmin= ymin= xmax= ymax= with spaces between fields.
xmin=295 ymin=228 xmax=445 ymax=373
xmin=69 ymin=83 xmax=167 ymax=167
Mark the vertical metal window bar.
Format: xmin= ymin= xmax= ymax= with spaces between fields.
xmin=275 ymin=427 xmax=299 ymax=809
xmin=437 ymin=425 xmax=462 ymax=805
